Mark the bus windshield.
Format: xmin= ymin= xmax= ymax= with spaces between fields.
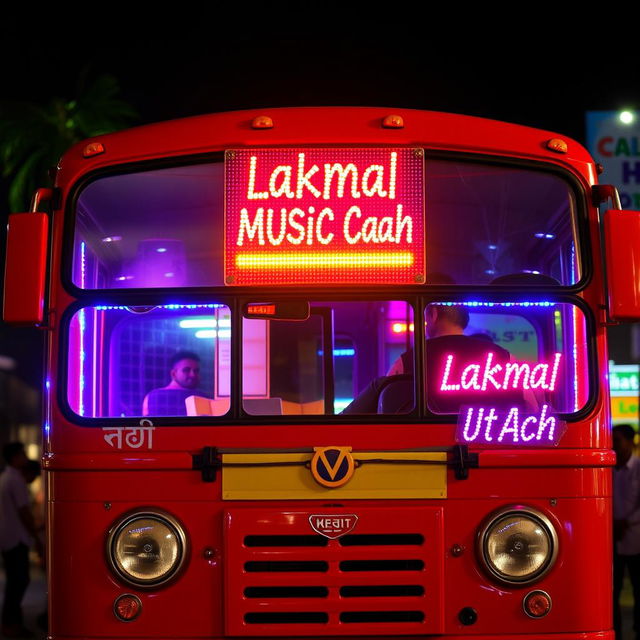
xmin=70 ymin=156 xmax=581 ymax=290
xmin=65 ymin=299 xmax=589 ymax=421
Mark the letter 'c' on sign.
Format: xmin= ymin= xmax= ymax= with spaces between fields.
xmin=310 ymin=446 xmax=356 ymax=488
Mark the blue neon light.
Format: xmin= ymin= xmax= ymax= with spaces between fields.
xmin=435 ymin=301 xmax=555 ymax=308
xmin=94 ymin=304 xmax=223 ymax=311
xmin=317 ymin=349 xmax=356 ymax=357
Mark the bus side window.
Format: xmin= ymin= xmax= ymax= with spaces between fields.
xmin=424 ymin=302 xmax=588 ymax=415
xmin=67 ymin=305 xmax=230 ymax=418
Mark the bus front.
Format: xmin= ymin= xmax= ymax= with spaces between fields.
xmin=17 ymin=108 xmax=621 ymax=639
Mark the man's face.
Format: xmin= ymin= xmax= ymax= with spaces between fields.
xmin=171 ymin=358 xmax=201 ymax=390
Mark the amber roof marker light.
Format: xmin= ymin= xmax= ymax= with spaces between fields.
xmin=382 ymin=114 xmax=404 ymax=129
xmin=251 ymin=116 xmax=274 ymax=129
xmin=546 ymin=138 xmax=568 ymax=154
xmin=83 ymin=142 xmax=105 ymax=158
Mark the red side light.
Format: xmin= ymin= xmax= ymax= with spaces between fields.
xmin=113 ymin=594 xmax=142 ymax=622
xmin=83 ymin=142 xmax=105 ymax=158
xmin=251 ymin=116 xmax=274 ymax=129
xmin=523 ymin=590 xmax=552 ymax=618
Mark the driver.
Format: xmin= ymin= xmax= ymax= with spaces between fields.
xmin=142 ymin=351 xmax=210 ymax=416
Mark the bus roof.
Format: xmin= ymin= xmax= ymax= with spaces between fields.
xmin=57 ymin=107 xmax=595 ymax=187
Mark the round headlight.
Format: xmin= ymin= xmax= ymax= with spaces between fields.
xmin=478 ymin=506 xmax=558 ymax=585
xmin=107 ymin=510 xmax=187 ymax=588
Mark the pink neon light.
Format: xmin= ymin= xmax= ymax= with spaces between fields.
xmin=457 ymin=404 xmax=567 ymax=446
xmin=225 ymin=148 xmax=425 ymax=286
xmin=439 ymin=352 xmax=562 ymax=393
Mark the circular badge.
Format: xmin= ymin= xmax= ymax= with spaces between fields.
xmin=310 ymin=446 xmax=355 ymax=488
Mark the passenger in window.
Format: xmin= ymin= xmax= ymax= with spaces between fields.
xmin=142 ymin=351 xmax=211 ymax=416
xmin=343 ymin=305 xmax=517 ymax=414
xmin=421 ymin=305 xmax=516 ymax=413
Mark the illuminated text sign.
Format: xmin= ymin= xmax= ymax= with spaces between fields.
xmin=450 ymin=352 xmax=567 ymax=446
xmin=458 ymin=404 xmax=566 ymax=445
xmin=225 ymin=148 xmax=425 ymax=285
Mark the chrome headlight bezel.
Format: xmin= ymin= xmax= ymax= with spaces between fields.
xmin=106 ymin=509 xmax=188 ymax=589
xmin=477 ymin=505 xmax=559 ymax=586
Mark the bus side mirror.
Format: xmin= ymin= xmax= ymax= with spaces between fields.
xmin=3 ymin=212 xmax=50 ymax=326
xmin=603 ymin=208 xmax=640 ymax=321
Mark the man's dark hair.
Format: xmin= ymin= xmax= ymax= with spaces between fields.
xmin=613 ymin=423 xmax=636 ymax=442
xmin=170 ymin=351 xmax=201 ymax=368
xmin=434 ymin=305 xmax=470 ymax=329
xmin=2 ymin=441 xmax=25 ymax=465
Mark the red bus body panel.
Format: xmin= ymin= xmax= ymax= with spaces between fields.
xmin=38 ymin=108 xmax=613 ymax=639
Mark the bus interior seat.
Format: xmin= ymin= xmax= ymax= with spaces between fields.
xmin=186 ymin=395 xmax=231 ymax=416
xmin=377 ymin=375 xmax=414 ymax=414
xmin=242 ymin=398 xmax=284 ymax=415
xmin=281 ymin=399 xmax=325 ymax=415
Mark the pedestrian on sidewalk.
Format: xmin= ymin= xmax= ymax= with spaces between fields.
xmin=0 ymin=442 xmax=43 ymax=638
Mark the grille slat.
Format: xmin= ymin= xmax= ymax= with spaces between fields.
xmin=339 ymin=534 xmax=424 ymax=546
xmin=245 ymin=535 xmax=328 ymax=547
xmin=245 ymin=612 xmax=329 ymax=624
xmin=340 ymin=585 xmax=425 ymax=598
xmin=340 ymin=559 xmax=425 ymax=572
xmin=244 ymin=586 xmax=329 ymax=598
xmin=245 ymin=561 xmax=329 ymax=573
xmin=340 ymin=611 xmax=425 ymax=623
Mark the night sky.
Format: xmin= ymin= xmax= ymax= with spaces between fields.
xmin=2 ymin=15 xmax=640 ymax=385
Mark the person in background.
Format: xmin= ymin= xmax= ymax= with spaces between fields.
xmin=613 ymin=423 xmax=640 ymax=640
xmin=0 ymin=442 xmax=43 ymax=638
xmin=142 ymin=351 xmax=210 ymax=416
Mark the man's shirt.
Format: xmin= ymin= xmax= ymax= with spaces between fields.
xmin=0 ymin=466 xmax=32 ymax=551
xmin=614 ymin=454 xmax=640 ymax=555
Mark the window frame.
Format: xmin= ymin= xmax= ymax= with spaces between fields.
xmin=61 ymin=151 xmax=592 ymax=297
xmin=57 ymin=293 xmax=596 ymax=427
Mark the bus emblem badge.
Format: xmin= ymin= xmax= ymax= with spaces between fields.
xmin=309 ymin=514 xmax=358 ymax=539
xmin=310 ymin=446 xmax=355 ymax=488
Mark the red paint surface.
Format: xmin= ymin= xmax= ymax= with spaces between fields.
xmin=29 ymin=108 xmax=615 ymax=639
xmin=3 ymin=212 xmax=49 ymax=325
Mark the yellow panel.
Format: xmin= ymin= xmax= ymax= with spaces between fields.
xmin=611 ymin=395 xmax=639 ymax=424
xmin=222 ymin=451 xmax=447 ymax=500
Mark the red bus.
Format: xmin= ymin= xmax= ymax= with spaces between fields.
xmin=5 ymin=107 xmax=640 ymax=639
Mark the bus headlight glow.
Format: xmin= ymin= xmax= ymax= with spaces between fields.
xmin=107 ymin=511 xmax=187 ymax=588
xmin=477 ymin=507 xmax=558 ymax=585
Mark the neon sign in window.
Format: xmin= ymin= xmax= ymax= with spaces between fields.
xmin=225 ymin=148 xmax=425 ymax=286
xmin=457 ymin=404 xmax=567 ymax=446
xmin=425 ymin=302 xmax=589 ymax=426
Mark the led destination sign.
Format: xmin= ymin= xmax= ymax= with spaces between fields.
xmin=225 ymin=148 xmax=425 ymax=285
xmin=449 ymin=352 xmax=567 ymax=446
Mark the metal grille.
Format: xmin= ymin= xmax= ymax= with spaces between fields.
xmin=225 ymin=507 xmax=443 ymax=636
